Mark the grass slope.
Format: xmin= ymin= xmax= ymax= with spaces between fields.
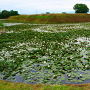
xmin=8 ymin=13 xmax=90 ymax=23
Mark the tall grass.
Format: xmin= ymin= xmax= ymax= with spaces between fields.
xmin=8 ymin=13 xmax=90 ymax=23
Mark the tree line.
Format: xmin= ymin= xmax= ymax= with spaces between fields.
xmin=0 ymin=10 xmax=19 ymax=19
xmin=46 ymin=3 xmax=89 ymax=14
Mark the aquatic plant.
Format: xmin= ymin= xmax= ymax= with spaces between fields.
xmin=0 ymin=21 xmax=90 ymax=85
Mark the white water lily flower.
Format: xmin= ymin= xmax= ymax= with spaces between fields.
xmin=50 ymin=54 xmax=52 ymax=55
xmin=79 ymin=74 xmax=82 ymax=77
xmin=48 ymin=65 xmax=50 ymax=67
xmin=18 ymin=51 xmax=21 ymax=53
xmin=67 ymin=74 xmax=71 ymax=77
xmin=43 ymin=61 xmax=46 ymax=63
xmin=22 ymin=70 xmax=26 ymax=72
xmin=71 ymin=68 xmax=74 ymax=70
xmin=85 ymin=65 xmax=88 ymax=68
xmin=76 ymin=60 xmax=78 ymax=62
xmin=70 ymin=56 xmax=73 ymax=59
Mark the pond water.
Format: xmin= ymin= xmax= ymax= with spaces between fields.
xmin=3 ymin=23 xmax=23 ymax=26
xmin=2 ymin=69 xmax=90 ymax=85
xmin=0 ymin=23 xmax=90 ymax=85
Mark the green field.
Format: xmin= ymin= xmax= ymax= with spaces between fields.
xmin=0 ymin=18 xmax=90 ymax=89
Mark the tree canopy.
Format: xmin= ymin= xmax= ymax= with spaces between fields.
xmin=0 ymin=10 xmax=19 ymax=19
xmin=73 ymin=3 xmax=89 ymax=13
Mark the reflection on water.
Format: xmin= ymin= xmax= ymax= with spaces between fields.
xmin=3 ymin=23 xmax=23 ymax=26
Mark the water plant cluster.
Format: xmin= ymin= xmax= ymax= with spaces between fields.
xmin=0 ymin=21 xmax=90 ymax=85
xmin=32 ymin=22 xmax=90 ymax=33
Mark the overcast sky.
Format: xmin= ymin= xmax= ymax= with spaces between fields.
xmin=0 ymin=0 xmax=90 ymax=14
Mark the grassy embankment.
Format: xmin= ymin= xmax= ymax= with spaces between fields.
xmin=7 ymin=13 xmax=90 ymax=23
xmin=0 ymin=80 xmax=90 ymax=90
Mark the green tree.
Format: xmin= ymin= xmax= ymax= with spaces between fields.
xmin=0 ymin=10 xmax=10 ymax=18
xmin=9 ymin=10 xmax=19 ymax=16
xmin=0 ymin=10 xmax=19 ymax=19
xmin=46 ymin=12 xmax=50 ymax=14
xmin=73 ymin=3 xmax=89 ymax=13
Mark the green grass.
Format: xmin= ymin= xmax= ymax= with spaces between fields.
xmin=0 ymin=80 xmax=87 ymax=90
